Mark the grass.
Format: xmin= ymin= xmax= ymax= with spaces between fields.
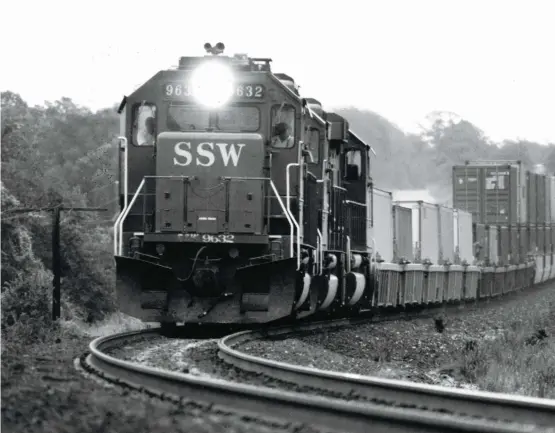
xmin=459 ymin=300 xmax=555 ymax=398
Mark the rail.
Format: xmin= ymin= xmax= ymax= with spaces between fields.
xmin=218 ymin=324 xmax=555 ymax=430
xmin=80 ymin=328 xmax=552 ymax=433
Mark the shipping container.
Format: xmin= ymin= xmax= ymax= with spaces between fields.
xmin=518 ymin=224 xmax=529 ymax=260
xmin=473 ymin=222 xmax=487 ymax=262
xmin=526 ymin=172 xmax=537 ymax=223
xmin=509 ymin=225 xmax=519 ymax=264
xmin=455 ymin=210 xmax=474 ymax=264
xmin=497 ymin=225 xmax=510 ymax=265
xmin=392 ymin=205 xmax=413 ymax=262
xmin=536 ymin=173 xmax=547 ymax=223
xmin=438 ymin=205 xmax=454 ymax=264
xmin=371 ymin=188 xmax=394 ymax=262
xmin=486 ymin=225 xmax=499 ymax=265
xmin=453 ymin=161 xmax=526 ymax=225
xmin=394 ymin=200 xmax=439 ymax=264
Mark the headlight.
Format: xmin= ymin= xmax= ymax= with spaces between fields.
xmin=191 ymin=61 xmax=234 ymax=108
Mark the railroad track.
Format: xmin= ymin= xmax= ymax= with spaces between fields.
xmin=81 ymin=324 xmax=555 ymax=433
xmin=219 ymin=321 xmax=555 ymax=428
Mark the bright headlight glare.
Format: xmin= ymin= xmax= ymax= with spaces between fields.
xmin=191 ymin=61 xmax=234 ymax=108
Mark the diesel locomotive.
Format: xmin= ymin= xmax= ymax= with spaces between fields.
xmin=114 ymin=43 xmax=375 ymax=326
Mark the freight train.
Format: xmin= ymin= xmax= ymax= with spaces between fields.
xmin=113 ymin=43 xmax=555 ymax=327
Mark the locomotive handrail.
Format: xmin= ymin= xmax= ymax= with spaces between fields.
xmin=114 ymin=175 xmax=192 ymax=255
xmin=113 ymin=136 xmax=128 ymax=255
xmin=317 ymin=229 xmax=323 ymax=275
xmin=115 ymin=179 xmax=146 ymax=255
xmin=345 ymin=199 xmax=366 ymax=207
xmin=346 ymin=236 xmax=352 ymax=273
xmin=286 ymin=163 xmax=302 ymax=268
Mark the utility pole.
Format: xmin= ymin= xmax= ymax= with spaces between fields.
xmin=2 ymin=206 xmax=107 ymax=321
xmin=52 ymin=207 xmax=61 ymax=321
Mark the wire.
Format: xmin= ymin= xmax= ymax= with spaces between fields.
xmin=176 ymin=245 xmax=207 ymax=282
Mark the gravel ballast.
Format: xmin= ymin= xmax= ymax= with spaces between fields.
xmin=238 ymin=281 xmax=555 ymax=395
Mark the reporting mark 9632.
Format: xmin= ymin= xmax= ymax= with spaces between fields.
xmin=163 ymin=83 xmax=265 ymax=99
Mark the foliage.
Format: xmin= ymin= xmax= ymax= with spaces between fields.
xmin=459 ymin=306 xmax=555 ymax=398
xmin=1 ymin=92 xmax=119 ymax=344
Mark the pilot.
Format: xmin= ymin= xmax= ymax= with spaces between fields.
xmin=143 ymin=116 xmax=156 ymax=146
xmin=271 ymin=122 xmax=294 ymax=148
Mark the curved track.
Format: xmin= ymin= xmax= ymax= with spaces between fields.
xmin=81 ymin=327 xmax=555 ymax=433
xmin=219 ymin=322 xmax=555 ymax=429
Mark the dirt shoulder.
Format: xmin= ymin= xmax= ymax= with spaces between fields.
xmin=0 ymin=318 xmax=324 ymax=433
xmin=239 ymin=282 xmax=555 ymax=398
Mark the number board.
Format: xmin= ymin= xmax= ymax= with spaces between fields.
xmin=163 ymin=83 xmax=265 ymax=100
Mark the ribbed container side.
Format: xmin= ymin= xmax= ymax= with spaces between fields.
xmin=473 ymin=222 xmax=487 ymax=262
xmin=537 ymin=174 xmax=548 ymax=223
xmin=453 ymin=166 xmax=482 ymax=223
xmin=438 ymin=205 xmax=454 ymax=264
xmin=453 ymin=163 xmax=525 ymax=225
xmin=394 ymin=200 xmax=439 ymax=264
xmin=527 ymin=172 xmax=538 ymax=223
xmin=372 ymin=188 xmax=394 ymax=262
xmin=392 ymin=205 xmax=413 ymax=262
xmin=497 ymin=225 xmax=510 ymax=265
xmin=486 ymin=225 xmax=499 ymax=265
xmin=455 ymin=210 xmax=474 ymax=264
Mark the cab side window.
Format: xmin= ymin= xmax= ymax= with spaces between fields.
xmin=344 ymin=149 xmax=362 ymax=181
xmin=305 ymin=127 xmax=320 ymax=164
xmin=271 ymin=104 xmax=295 ymax=149
xmin=132 ymin=103 xmax=157 ymax=146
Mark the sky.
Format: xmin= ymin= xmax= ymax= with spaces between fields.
xmin=1 ymin=0 xmax=554 ymax=143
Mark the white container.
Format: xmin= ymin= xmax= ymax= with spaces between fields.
xmin=394 ymin=200 xmax=439 ymax=264
xmin=454 ymin=209 xmax=474 ymax=264
xmin=371 ymin=187 xmax=394 ymax=263
xmin=438 ymin=205 xmax=454 ymax=264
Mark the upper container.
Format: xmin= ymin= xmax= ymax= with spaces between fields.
xmin=452 ymin=160 xmax=527 ymax=225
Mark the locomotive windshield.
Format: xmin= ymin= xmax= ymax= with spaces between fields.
xmin=167 ymin=104 xmax=260 ymax=132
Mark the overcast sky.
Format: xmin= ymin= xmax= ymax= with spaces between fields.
xmin=1 ymin=0 xmax=553 ymax=143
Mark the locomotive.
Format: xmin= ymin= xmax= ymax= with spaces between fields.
xmin=114 ymin=43 xmax=375 ymax=326
xmin=114 ymin=43 xmax=555 ymax=328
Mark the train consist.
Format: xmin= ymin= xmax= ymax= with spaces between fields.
xmin=113 ymin=44 xmax=555 ymax=326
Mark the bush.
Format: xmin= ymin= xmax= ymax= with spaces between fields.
xmin=1 ymin=266 xmax=54 ymax=345
xmin=459 ymin=310 xmax=555 ymax=398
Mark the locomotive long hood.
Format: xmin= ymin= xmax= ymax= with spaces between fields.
xmin=156 ymin=131 xmax=265 ymax=180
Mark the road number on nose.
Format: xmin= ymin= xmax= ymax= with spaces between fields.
xmin=202 ymin=234 xmax=235 ymax=243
